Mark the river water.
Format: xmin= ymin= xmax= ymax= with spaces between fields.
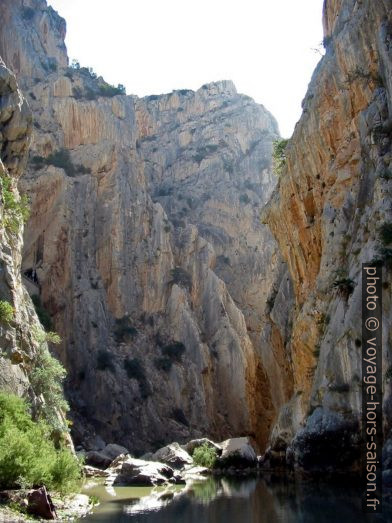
xmin=78 ymin=476 xmax=392 ymax=522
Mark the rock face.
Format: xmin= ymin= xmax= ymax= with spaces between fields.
xmin=0 ymin=57 xmax=41 ymax=399
xmin=109 ymin=456 xmax=175 ymax=486
xmin=0 ymin=0 xmax=293 ymax=453
xmin=217 ymin=437 xmax=258 ymax=468
xmin=151 ymin=442 xmax=193 ymax=469
xmin=2 ymin=0 xmax=390 ymax=471
xmin=264 ymin=0 xmax=392 ymax=469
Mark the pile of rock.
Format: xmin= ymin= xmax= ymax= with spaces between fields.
xmin=83 ymin=436 xmax=260 ymax=486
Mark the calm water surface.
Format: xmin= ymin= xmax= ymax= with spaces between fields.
xmin=78 ymin=476 xmax=392 ymax=523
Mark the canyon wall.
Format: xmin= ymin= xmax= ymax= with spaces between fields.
xmin=265 ymin=0 xmax=392 ymax=470
xmin=2 ymin=0 xmax=391 ymax=468
xmin=0 ymin=0 xmax=293 ymax=453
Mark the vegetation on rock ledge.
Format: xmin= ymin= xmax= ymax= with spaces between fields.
xmin=0 ymin=393 xmax=81 ymax=494
xmin=0 ymin=171 xmax=30 ymax=234
xmin=192 ymin=443 xmax=218 ymax=469
xmin=0 ymin=300 xmax=14 ymax=324
xmin=272 ymin=138 xmax=289 ymax=176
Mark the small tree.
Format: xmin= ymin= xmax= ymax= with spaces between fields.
xmin=170 ymin=267 xmax=192 ymax=291
xmin=0 ymin=393 xmax=81 ymax=493
xmin=30 ymin=328 xmax=68 ymax=431
xmin=192 ymin=443 xmax=217 ymax=469
xmin=0 ymin=300 xmax=14 ymax=324
xmin=272 ymin=138 xmax=289 ymax=176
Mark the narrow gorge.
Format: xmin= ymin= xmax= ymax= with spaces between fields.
xmin=0 ymin=0 xmax=392 ymax=520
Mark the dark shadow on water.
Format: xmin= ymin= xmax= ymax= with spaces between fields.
xmin=79 ymin=475 xmax=392 ymax=523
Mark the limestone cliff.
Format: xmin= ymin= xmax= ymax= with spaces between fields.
xmin=265 ymin=0 xmax=392 ymax=470
xmin=0 ymin=56 xmax=64 ymax=422
xmin=0 ymin=0 xmax=293 ymax=453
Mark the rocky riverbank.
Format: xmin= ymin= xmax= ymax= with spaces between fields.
xmin=0 ymin=436 xmax=262 ymax=520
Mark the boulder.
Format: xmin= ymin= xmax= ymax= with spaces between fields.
xmin=109 ymin=456 xmax=174 ymax=486
xmin=151 ymin=442 xmax=193 ymax=469
xmin=102 ymin=443 xmax=129 ymax=460
xmin=84 ymin=434 xmax=106 ymax=451
xmin=85 ymin=450 xmax=112 ymax=469
xmin=183 ymin=438 xmax=222 ymax=456
xmin=85 ymin=442 xmax=129 ymax=469
xmin=290 ymin=407 xmax=360 ymax=472
xmin=83 ymin=465 xmax=111 ymax=478
xmin=216 ymin=437 xmax=258 ymax=468
xmin=27 ymin=487 xmax=57 ymax=520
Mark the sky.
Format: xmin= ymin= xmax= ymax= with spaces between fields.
xmin=48 ymin=0 xmax=325 ymax=138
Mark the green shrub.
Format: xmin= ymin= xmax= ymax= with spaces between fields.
xmin=169 ymin=267 xmax=192 ymax=290
xmin=22 ymin=7 xmax=35 ymax=20
xmin=31 ymin=295 xmax=52 ymax=331
xmin=217 ymin=255 xmax=230 ymax=266
xmin=333 ymin=277 xmax=355 ymax=299
xmin=124 ymin=357 xmax=144 ymax=380
xmin=154 ymin=356 xmax=173 ymax=372
xmin=193 ymin=144 xmax=219 ymax=164
xmin=124 ymin=358 xmax=151 ymax=398
xmin=72 ymin=86 xmax=83 ymax=99
xmin=380 ymin=169 xmax=392 ymax=180
xmin=0 ymin=393 xmax=81 ymax=493
xmin=96 ymin=349 xmax=115 ymax=372
xmin=192 ymin=443 xmax=217 ymax=469
xmin=375 ymin=247 xmax=392 ymax=270
xmin=35 ymin=149 xmax=90 ymax=177
xmin=239 ymin=193 xmax=251 ymax=204
xmin=162 ymin=342 xmax=186 ymax=362
xmin=46 ymin=150 xmax=74 ymax=175
xmin=0 ymin=300 xmax=14 ymax=324
xmin=98 ymin=83 xmax=126 ymax=97
xmin=146 ymin=94 xmax=159 ymax=101
xmin=114 ymin=316 xmax=138 ymax=343
xmin=0 ymin=172 xmax=30 ymax=233
xmin=30 ymin=329 xmax=68 ymax=430
xmin=272 ymin=138 xmax=289 ymax=176
xmin=379 ymin=223 xmax=392 ymax=245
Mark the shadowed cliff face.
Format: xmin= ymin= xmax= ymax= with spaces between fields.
xmin=0 ymin=57 xmax=43 ymax=400
xmin=265 ymin=0 xmax=392 ymax=469
xmin=0 ymin=0 xmax=294 ymax=453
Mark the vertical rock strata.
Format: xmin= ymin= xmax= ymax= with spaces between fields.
xmin=2 ymin=0 xmax=391 ymax=469
xmin=0 ymin=57 xmax=40 ymax=398
xmin=0 ymin=0 xmax=294 ymax=452
xmin=265 ymin=0 xmax=392 ymax=469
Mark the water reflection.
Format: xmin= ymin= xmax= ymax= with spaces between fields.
xmin=79 ymin=476 xmax=392 ymax=522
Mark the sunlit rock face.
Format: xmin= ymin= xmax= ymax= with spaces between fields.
xmin=0 ymin=0 xmax=294 ymax=453
xmin=265 ymin=0 xmax=392 ymax=469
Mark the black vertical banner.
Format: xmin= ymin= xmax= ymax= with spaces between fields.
xmin=362 ymin=264 xmax=383 ymax=513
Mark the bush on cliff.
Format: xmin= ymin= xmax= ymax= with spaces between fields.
xmin=31 ymin=295 xmax=53 ymax=331
xmin=272 ymin=138 xmax=289 ymax=176
xmin=0 ymin=300 xmax=14 ymax=324
xmin=192 ymin=443 xmax=217 ymax=469
xmin=0 ymin=171 xmax=30 ymax=233
xmin=30 ymin=328 xmax=69 ymax=431
xmin=0 ymin=393 xmax=81 ymax=494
